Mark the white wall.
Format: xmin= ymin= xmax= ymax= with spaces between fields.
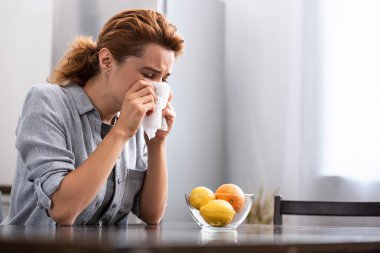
xmin=223 ymin=0 xmax=304 ymax=197
xmin=165 ymin=0 xmax=226 ymax=222
xmin=52 ymin=0 xmax=158 ymax=67
xmin=0 ymin=0 xmax=54 ymax=185
xmin=222 ymin=0 xmax=380 ymax=227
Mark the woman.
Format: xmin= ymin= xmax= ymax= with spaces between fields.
xmin=4 ymin=9 xmax=184 ymax=225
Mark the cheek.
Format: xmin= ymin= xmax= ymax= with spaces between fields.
xmin=108 ymin=76 xmax=128 ymax=103
xmin=116 ymin=84 xmax=131 ymax=105
xmin=109 ymin=67 xmax=139 ymax=104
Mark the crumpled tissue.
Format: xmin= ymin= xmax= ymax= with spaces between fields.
xmin=142 ymin=82 xmax=171 ymax=140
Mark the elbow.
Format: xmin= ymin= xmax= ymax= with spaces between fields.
xmin=140 ymin=201 xmax=167 ymax=225
xmin=144 ymin=216 xmax=163 ymax=225
xmin=55 ymin=217 xmax=76 ymax=226
xmin=48 ymin=208 xmax=76 ymax=226
xmin=140 ymin=210 xmax=165 ymax=225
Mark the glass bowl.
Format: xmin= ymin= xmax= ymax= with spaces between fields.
xmin=185 ymin=193 xmax=254 ymax=231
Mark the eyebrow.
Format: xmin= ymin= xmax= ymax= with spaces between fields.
xmin=141 ymin=66 xmax=171 ymax=77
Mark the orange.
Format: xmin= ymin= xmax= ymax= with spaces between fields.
xmin=215 ymin=184 xmax=245 ymax=213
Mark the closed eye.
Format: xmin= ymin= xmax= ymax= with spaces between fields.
xmin=143 ymin=73 xmax=154 ymax=78
xmin=162 ymin=73 xmax=170 ymax=83
xmin=142 ymin=72 xmax=169 ymax=83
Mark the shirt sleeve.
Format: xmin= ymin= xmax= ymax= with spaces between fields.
xmin=131 ymin=155 xmax=148 ymax=218
xmin=16 ymin=86 xmax=75 ymax=210
xmin=131 ymin=130 xmax=148 ymax=217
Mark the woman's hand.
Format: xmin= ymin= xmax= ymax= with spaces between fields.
xmin=149 ymin=91 xmax=176 ymax=141
xmin=114 ymin=80 xmax=156 ymax=139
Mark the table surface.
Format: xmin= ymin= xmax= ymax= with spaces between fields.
xmin=2 ymin=222 xmax=380 ymax=252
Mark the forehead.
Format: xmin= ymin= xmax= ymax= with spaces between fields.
xmin=129 ymin=43 xmax=175 ymax=70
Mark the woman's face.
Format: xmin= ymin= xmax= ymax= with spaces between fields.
xmin=108 ymin=43 xmax=175 ymax=107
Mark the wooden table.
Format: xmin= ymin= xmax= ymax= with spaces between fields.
xmin=1 ymin=222 xmax=380 ymax=252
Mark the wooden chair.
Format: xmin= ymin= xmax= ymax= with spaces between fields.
xmin=273 ymin=195 xmax=380 ymax=225
xmin=0 ymin=191 xmax=3 ymax=222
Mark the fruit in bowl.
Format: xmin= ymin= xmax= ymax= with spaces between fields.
xmin=185 ymin=184 xmax=254 ymax=230
xmin=188 ymin=186 xmax=215 ymax=210
xmin=215 ymin=184 xmax=245 ymax=212
xmin=200 ymin=199 xmax=235 ymax=227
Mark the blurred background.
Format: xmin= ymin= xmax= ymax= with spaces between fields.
xmin=1 ymin=0 xmax=380 ymax=226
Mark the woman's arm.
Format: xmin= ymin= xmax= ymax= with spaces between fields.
xmin=48 ymin=81 xmax=156 ymax=225
xmin=138 ymin=95 xmax=176 ymax=224
xmin=48 ymin=128 xmax=129 ymax=225
xmin=139 ymin=139 xmax=168 ymax=224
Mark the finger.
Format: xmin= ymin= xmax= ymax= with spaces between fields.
xmin=165 ymin=101 xmax=173 ymax=110
xmin=162 ymin=101 xmax=173 ymax=113
xmin=162 ymin=108 xmax=176 ymax=120
xmin=168 ymin=91 xmax=173 ymax=102
xmin=137 ymin=95 xmax=156 ymax=105
xmin=133 ymin=86 xmax=157 ymax=100
xmin=155 ymin=130 xmax=169 ymax=140
xmin=128 ymin=80 xmax=153 ymax=93
xmin=144 ymin=101 xmax=156 ymax=115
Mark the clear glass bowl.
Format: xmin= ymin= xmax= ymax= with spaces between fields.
xmin=185 ymin=193 xmax=254 ymax=231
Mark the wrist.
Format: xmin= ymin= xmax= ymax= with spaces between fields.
xmin=146 ymin=138 xmax=166 ymax=150
xmin=111 ymin=125 xmax=133 ymax=142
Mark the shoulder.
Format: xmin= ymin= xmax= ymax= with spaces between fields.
xmin=17 ymin=84 xmax=78 ymax=130
xmin=23 ymin=83 xmax=74 ymax=112
xmin=26 ymin=83 xmax=67 ymax=102
xmin=16 ymin=84 xmax=69 ymax=140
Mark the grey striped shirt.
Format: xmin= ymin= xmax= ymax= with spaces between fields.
xmin=3 ymin=83 xmax=147 ymax=225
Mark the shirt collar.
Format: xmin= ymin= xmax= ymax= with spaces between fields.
xmin=66 ymin=84 xmax=96 ymax=115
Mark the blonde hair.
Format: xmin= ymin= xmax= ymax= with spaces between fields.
xmin=49 ymin=9 xmax=184 ymax=86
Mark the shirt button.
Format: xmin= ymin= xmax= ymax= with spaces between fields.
xmin=117 ymin=178 xmax=122 ymax=184
xmin=95 ymin=201 xmax=100 ymax=207
xmin=111 ymin=203 xmax=117 ymax=209
xmin=36 ymin=180 xmax=40 ymax=186
xmin=37 ymin=202 xmax=43 ymax=209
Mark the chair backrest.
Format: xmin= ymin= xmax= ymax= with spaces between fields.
xmin=273 ymin=195 xmax=380 ymax=225
xmin=0 ymin=191 xmax=3 ymax=223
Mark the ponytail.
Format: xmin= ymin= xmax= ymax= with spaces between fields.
xmin=49 ymin=36 xmax=99 ymax=86
xmin=49 ymin=10 xmax=184 ymax=87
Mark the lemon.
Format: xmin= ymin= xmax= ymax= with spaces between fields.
xmin=189 ymin=186 xmax=215 ymax=210
xmin=199 ymin=200 xmax=236 ymax=227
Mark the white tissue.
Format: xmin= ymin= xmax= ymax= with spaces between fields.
xmin=142 ymin=82 xmax=171 ymax=140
